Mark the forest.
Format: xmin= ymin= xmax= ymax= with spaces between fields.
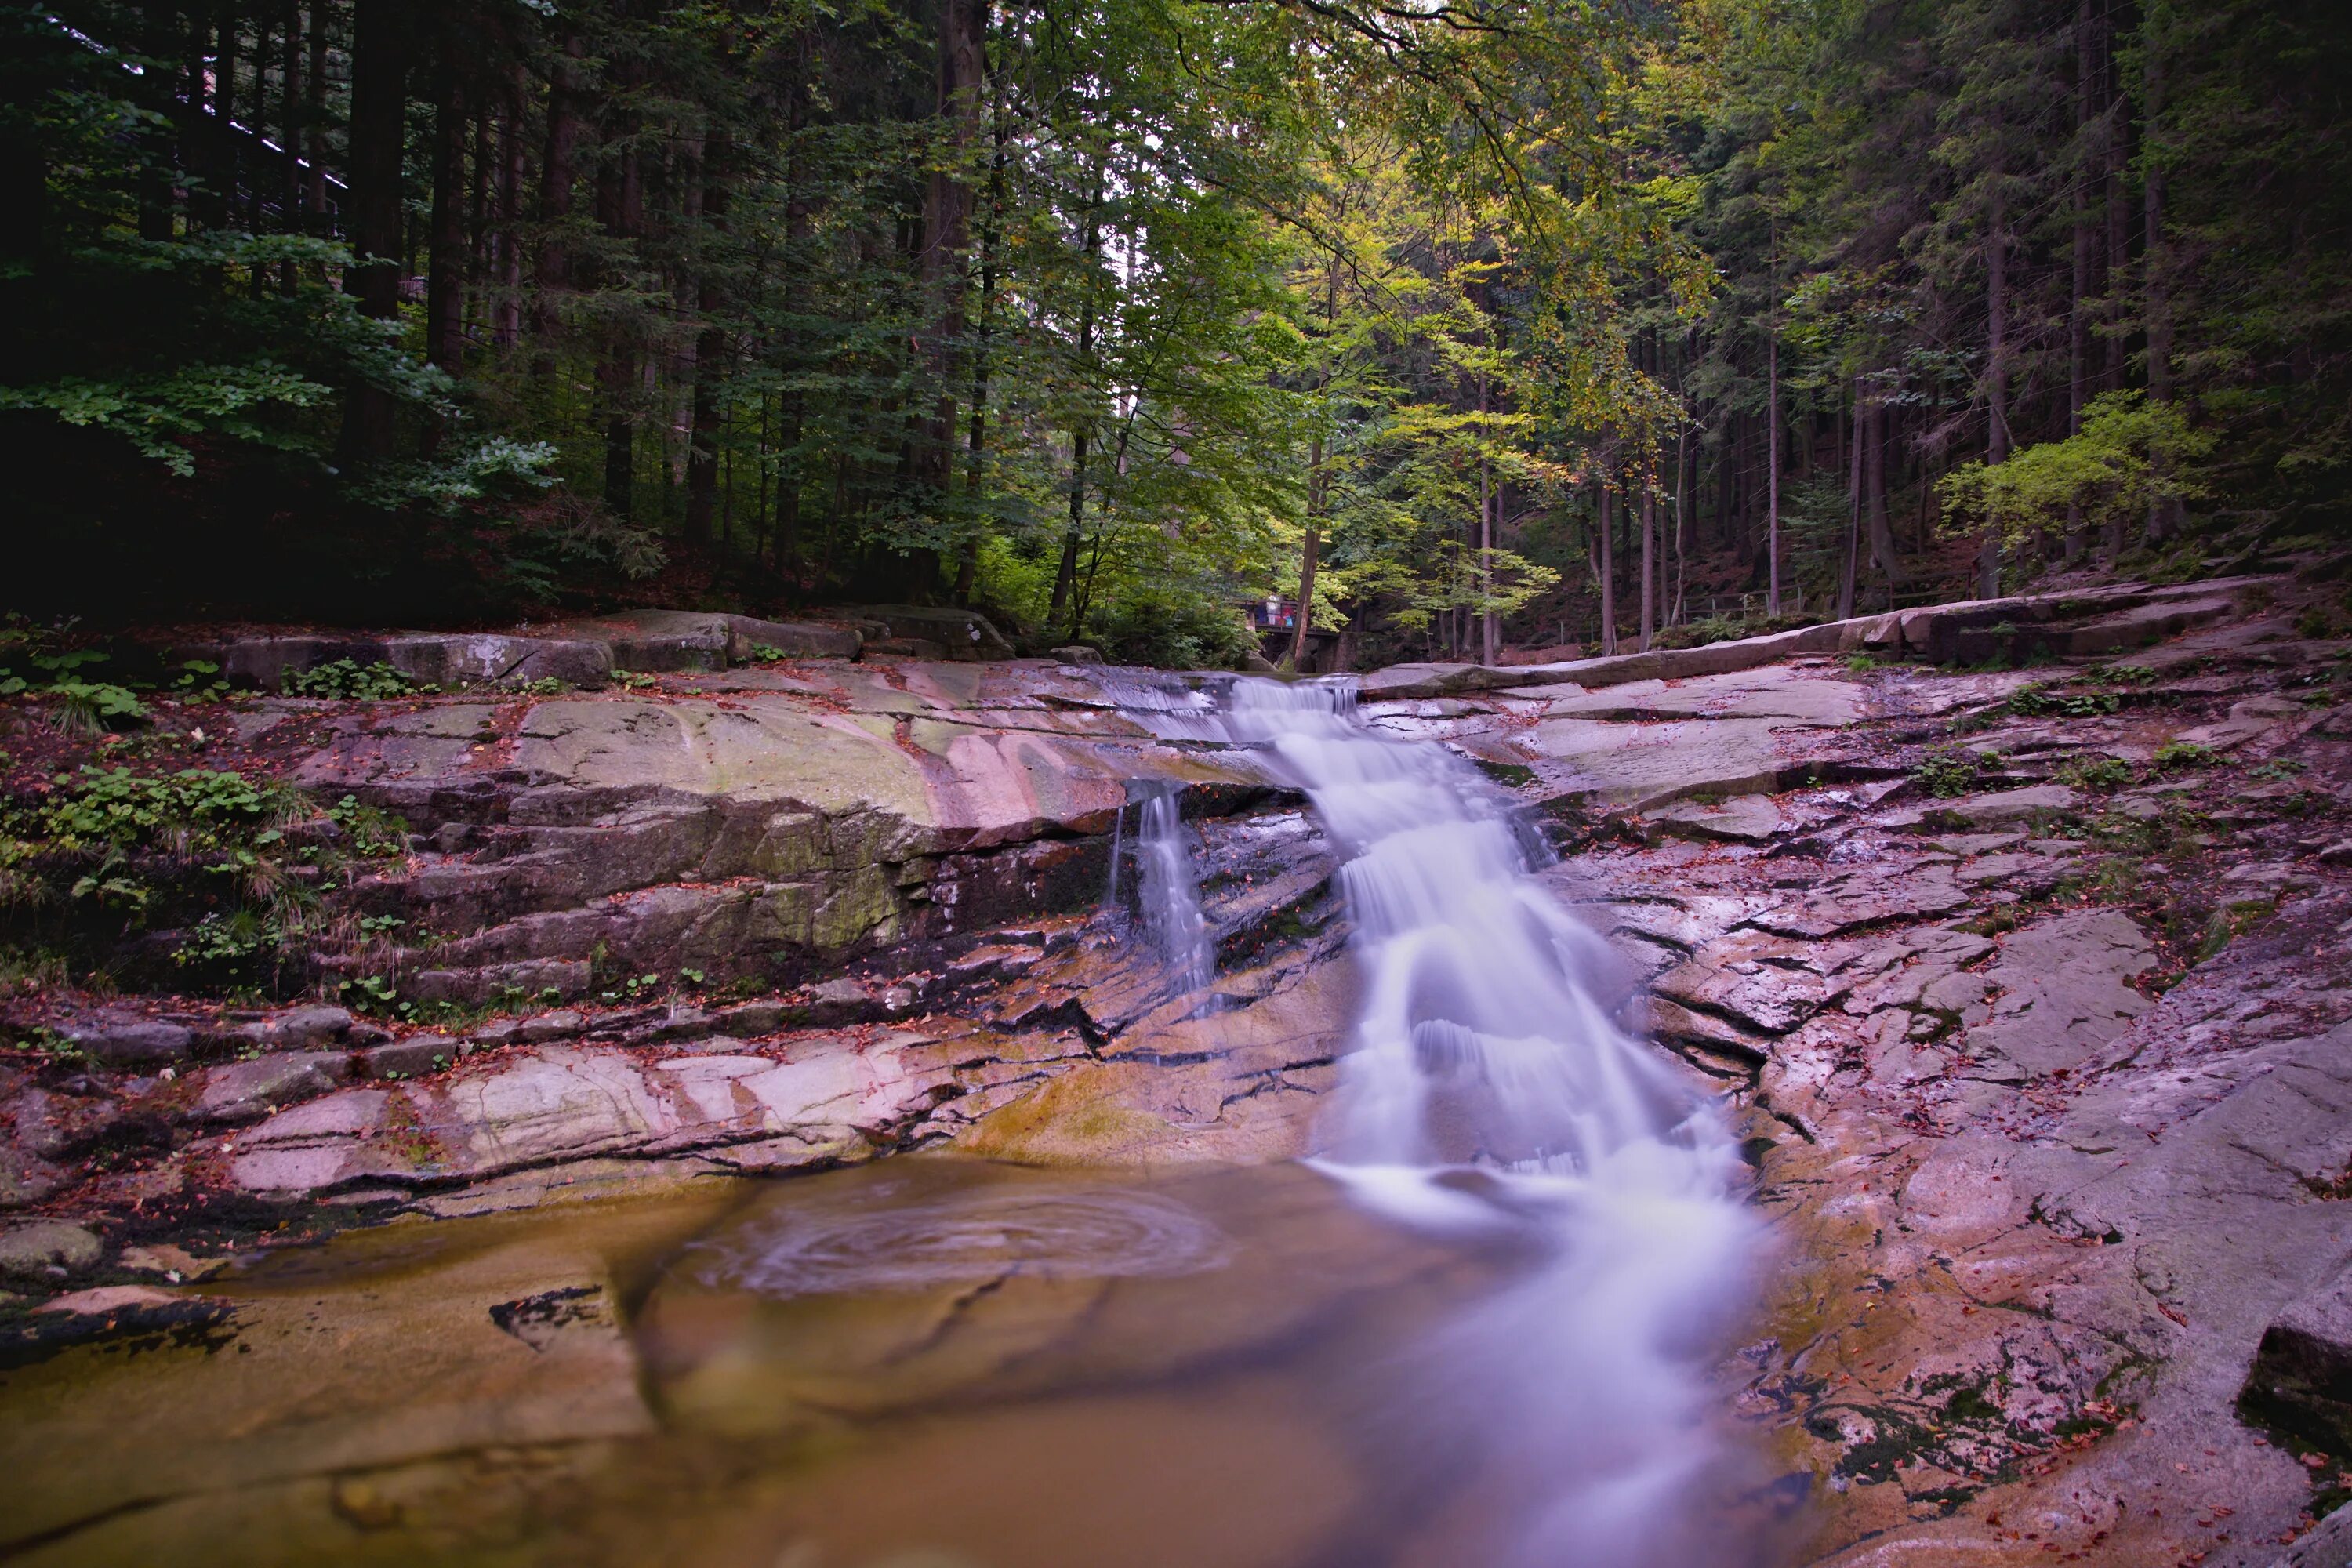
xmin=2 ymin=0 xmax=2346 ymax=667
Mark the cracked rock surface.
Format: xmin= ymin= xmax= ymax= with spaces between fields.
xmin=7 ymin=571 xmax=2352 ymax=1565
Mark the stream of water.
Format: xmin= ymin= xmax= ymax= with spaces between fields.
xmin=0 ymin=677 xmax=1771 ymax=1568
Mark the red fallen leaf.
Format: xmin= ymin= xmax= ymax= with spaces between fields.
xmin=2158 ymin=1302 xmax=2190 ymax=1326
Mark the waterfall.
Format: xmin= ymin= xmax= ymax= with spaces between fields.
xmin=1211 ymin=676 xmax=1763 ymax=1568
xmin=1131 ymin=782 xmax=1216 ymax=1007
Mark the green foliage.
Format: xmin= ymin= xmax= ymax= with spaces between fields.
xmin=2056 ymin=755 xmax=2135 ymax=792
xmin=2153 ymin=740 xmax=2219 ymax=771
xmin=1939 ymin=394 xmax=2218 ymax=550
xmin=1911 ymin=745 xmax=1987 ymax=798
xmin=324 ymin=795 xmax=408 ymax=858
xmin=1086 ymin=590 xmax=1257 ymax=671
xmin=282 ymin=661 xmax=431 ymax=700
xmin=2005 ymin=682 xmax=2122 ymax=719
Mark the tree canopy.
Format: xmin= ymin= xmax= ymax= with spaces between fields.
xmin=3 ymin=0 xmax=2346 ymax=660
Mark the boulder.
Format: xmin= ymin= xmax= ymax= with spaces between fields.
xmin=850 ymin=605 xmax=1016 ymax=661
xmin=238 ymin=1005 xmax=356 ymax=1051
xmin=2240 ymin=1258 xmax=2352 ymax=1457
xmin=359 ymin=1035 xmax=461 ymax=1080
xmin=59 ymin=1014 xmax=192 ymax=1069
xmin=194 ymin=1051 xmax=354 ymax=1125
xmin=0 ymin=1221 xmax=103 ymax=1280
xmin=1051 ymin=644 xmax=1106 ymax=665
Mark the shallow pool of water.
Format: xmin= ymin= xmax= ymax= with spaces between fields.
xmin=0 ymin=1156 xmax=1786 ymax=1568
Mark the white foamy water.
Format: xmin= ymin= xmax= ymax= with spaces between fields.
xmin=1213 ymin=676 xmax=1763 ymax=1568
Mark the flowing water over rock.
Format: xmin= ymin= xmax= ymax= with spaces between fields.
xmin=1221 ymin=677 xmax=1763 ymax=1568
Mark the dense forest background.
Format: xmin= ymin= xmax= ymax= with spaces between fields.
xmin=2 ymin=0 xmax=2346 ymax=666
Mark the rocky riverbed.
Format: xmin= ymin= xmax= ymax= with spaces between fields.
xmin=6 ymin=573 xmax=2352 ymax=1566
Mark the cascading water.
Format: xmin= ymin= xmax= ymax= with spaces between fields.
xmin=1214 ymin=676 xmax=1762 ymax=1568
xmin=1134 ymin=785 xmax=1218 ymax=1006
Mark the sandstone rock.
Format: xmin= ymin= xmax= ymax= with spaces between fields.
xmin=851 ymin=605 xmax=1015 ymax=661
xmin=1961 ymin=908 xmax=2153 ymax=1080
xmin=1647 ymin=794 xmax=1787 ymax=843
xmin=1654 ymin=930 xmax=1835 ymax=1036
xmin=1933 ymin=782 xmax=2082 ymax=829
xmin=360 ymin=1035 xmax=460 ymax=1080
xmin=1751 ymin=864 xmax=1969 ymax=938
xmin=0 ymin=1220 xmax=102 ymax=1279
xmin=34 ymin=1283 xmax=186 ymax=1315
xmin=1051 ymin=644 xmax=1106 ymax=665
xmin=194 ymin=1050 xmax=354 ymax=1125
xmin=1526 ymin=716 xmax=1815 ymax=810
xmin=713 ymin=1000 xmax=792 ymax=1036
xmin=59 ymin=1014 xmax=192 ymax=1068
xmin=2241 ymin=1257 xmax=2352 ymax=1458
xmin=239 ymin=1005 xmax=356 ymax=1050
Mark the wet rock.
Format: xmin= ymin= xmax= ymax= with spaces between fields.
xmin=1526 ymin=716 xmax=1824 ymax=811
xmin=58 ymin=1014 xmax=192 ymax=1069
xmin=0 ymin=1220 xmax=102 ymax=1280
xmin=1750 ymin=864 xmax=1969 ymax=938
xmin=194 ymin=1050 xmax=354 ymax=1125
xmin=1051 ymin=644 xmax=1105 ymax=665
xmin=1961 ymin=908 xmax=2154 ymax=1080
xmin=1654 ymin=930 xmax=1835 ymax=1036
xmin=1646 ymin=793 xmax=1787 ymax=844
xmin=1932 ymin=782 xmax=2082 ymax=829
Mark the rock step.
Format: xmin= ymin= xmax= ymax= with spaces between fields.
xmin=158 ymin=608 xmax=861 ymax=691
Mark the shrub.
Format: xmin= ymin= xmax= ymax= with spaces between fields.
xmin=1087 ymin=591 xmax=1256 ymax=670
xmin=283 ymin=659 xmax=431 ymax=699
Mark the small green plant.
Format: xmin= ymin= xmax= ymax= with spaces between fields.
xmin=747 ymin=644 xmax=790 ymax=664
xmin=2056 ymin=755 xmax=2134 ymax=792
xmin=1911 ymin=745 xmax=1987 ymax=798
xmin=325 ymin=794 xmax=408 ymax=857
xmin=2006 ymin=681 xmax=2121 ymax=719
xmin=679 ymin=967 xmax=706 ymax=987
xmin=2246 ymin=758 xmax=2306 ymax=782
xmin=2091 ymin=663 xmax=2159 ymax=686
xmin=340 ymin=973 xmax=401 ymax=1013
xmin=171 ymin=659 xmax=230 ymax=702
xmin=2296 ymin=605 xmax=2346 ymax=640
xmin=283 ymin=660 xmax=431 ymax=700
xmin=1845 ymin=653 xmax=1880 ymax=672
xmin=517 ymin=676 xmax=568 ymax=696
xmin=174 ymin=909 xmax=281 ymax=969
xmin=616 ymin=671 xmax=659 ymax=690
xmin=2152 ymin=740 xmax=2218 ymax=771
xmin=358 ymin=913 xmax=407 ymax=936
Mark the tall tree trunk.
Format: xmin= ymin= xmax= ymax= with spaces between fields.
xmin=425 ymin=37 xmax=467 ymax=375
xmin=953 ymin=49 xmax=1010 ymax=606
xmin=684 ymin=154 xmax=729 ymax=546
xmin=1838 ymin=383 xmax=1861 ymax=620
xmin=2066 ymin=0 xmax=2096 ymax=560
xmin=1639 ymin=484 xmax=1656 ymax=650
xmin=532 ymin=32 xmax=586 ymax=336
xmin=493 ymin=69 xmax=523 ymax=348
xmin=1766 ymin=278 xmax=1782 ymax=615
xmin=1980 ymin=169 xmax=2009 ymax=598
xmin=303 ymin=0 xmax=326 ymax=215
xmin=1289 ymin=488 xmax=1319 ymax=670
xmin=594 ymin=136 xmax=642 ymax=517
xmin=277 ymin=0 xmax=299 ymax=279
xmin=1864 ymin=392 xmax=1904 ymax=598
xmin=1597 ymin=480 xmax=1617 ymax=656
xmin=772 ymin=27 xmax=815 ymax=581
xmin=1049 ymin=170 xmax=1109 ymax=624
xmin=337 ymin=0 xmax=406 ymax=466
xmin=1477 ymin=377 xmax=1497 ymax=665
xmin=2142 ymin=0 xmax=2181 ymax=543
xmin=2101 ymin=0 xmax=2129 ymax=394
xmin=921 ymin=0 xmax=986 ymax=500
